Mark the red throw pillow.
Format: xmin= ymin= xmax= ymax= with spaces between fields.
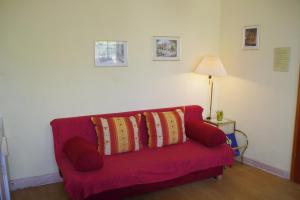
xmin=185 ymin=120 xmax=226 ymax=147
xmin=63 ymin=137 xmax=103 ymax=172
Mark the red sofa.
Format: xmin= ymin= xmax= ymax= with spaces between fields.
xmin=51 ymin=105 xmax=234 ymax=200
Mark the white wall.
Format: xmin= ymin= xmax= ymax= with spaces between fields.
xmin=2 ymin=0 xmax=299 ymax=181
xmin=219 ymin=0 xmax=300 ymax=174
xmin=0 ymin=0 xmax=221 ymax=180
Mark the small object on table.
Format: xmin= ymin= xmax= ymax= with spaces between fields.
xmin=216 ymin=110 xmax=224 ymax=121
xmin=204 ymin=118 xmax=248 ymax=164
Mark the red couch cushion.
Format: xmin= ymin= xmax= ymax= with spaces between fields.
xmin=144 ymin=109 xmax=186 ymax=148
xmin=63 ymin=137 xmax=103 ymax=172
xmin=91 ymin=114 xmax=142 ymax=155
xmin=60 ymin=140 xmax=234 ymax=200
xmin=186 ymin=120 xmax=227 ymax=147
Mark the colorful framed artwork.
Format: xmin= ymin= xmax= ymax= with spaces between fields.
xmin=242 ymin=25 xmax=260 ymax=50
xmin=95 ymin=41 xmax=128 ymax=67
xmin=153 ymin=36 xmax=180 ymax=61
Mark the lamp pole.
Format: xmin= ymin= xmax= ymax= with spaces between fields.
xmin=207 ymin=75 xmax=213 ymax=120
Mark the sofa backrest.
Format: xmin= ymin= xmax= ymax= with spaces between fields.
xmin=50 ymin=105 xmax=203 ymax=166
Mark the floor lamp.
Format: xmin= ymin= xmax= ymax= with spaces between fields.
xmin=195 ymin=56 xmax=227 ymax=120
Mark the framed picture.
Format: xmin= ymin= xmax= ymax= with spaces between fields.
xmin=95 ymin=41 xmax=128 ymax=67
xmin=242 ymin=25 xmax=260 ymax=49
xmin=153 ymin=36 xmax=180 ymax=61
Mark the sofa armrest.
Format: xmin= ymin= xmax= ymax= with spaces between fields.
xmin=63 ymin=137 xmax=103 ymax=172
xmin=185 ymin=120 xmax=227 ymax=147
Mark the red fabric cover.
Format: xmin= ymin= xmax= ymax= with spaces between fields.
xmin=186 ymin=120 xmax=227 ymax=147
xmin=50 ymin=105 xmax=234 ymax=200
xmin=59 ymin=141 xmax=233 ymax=200
xmin=51 ymin=105 xmax=203 ymax=168
xmin=63 ymin=137 xmax=103 ymax=172
xmin=87 ymin=166 xmax=223 ymax=200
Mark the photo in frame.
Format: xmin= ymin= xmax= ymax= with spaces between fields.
xmin=95 ymin=41 xmax=128 ymax=67
xmin=242 ymin=25 xmax=260 ymax=49
xmin=153 ymin=36 xmax=180 ymax=61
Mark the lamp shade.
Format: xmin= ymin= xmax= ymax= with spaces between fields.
xmin=195 ymin=56 xmax=227 ymax=77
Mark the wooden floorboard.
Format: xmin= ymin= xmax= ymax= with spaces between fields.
xmin=11 ymin=163 xmax=300 ymax=200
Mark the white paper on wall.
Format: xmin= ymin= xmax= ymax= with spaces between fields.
xmin=273 ymin=47 xmax=291 ymax=72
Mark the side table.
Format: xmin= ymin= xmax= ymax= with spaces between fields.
xmin=204 ymin=118 xmax=248 ymax=163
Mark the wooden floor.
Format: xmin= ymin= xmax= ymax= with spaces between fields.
xmin=12 ymin=163 xmax=300 ymax=200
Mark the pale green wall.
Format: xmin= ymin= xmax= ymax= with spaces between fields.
xmin=0 ymin=0 xmax=221 ymax=179
xmin=1 ymin=0 xmax=299 ymax=181
xmin=219 ymin=0 xmax=300 ymax=174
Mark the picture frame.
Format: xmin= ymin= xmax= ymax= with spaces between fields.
xmin=242 ymin=25 xmax=260 ymax=50
xmin=95 ymin=41 xmax=128 ymax=67
xmin=153 ymin=36 xmax=180 ymax=61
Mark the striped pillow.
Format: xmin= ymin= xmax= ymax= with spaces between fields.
xmin=91 ymin=114 xmax=142 ymax=155
xmin=144 ymin=109 xmax=186 ymax=148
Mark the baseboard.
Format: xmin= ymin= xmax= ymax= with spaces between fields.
xmin=10 ymin=172 xmax=62 ymax=191
xmin=242 ymin=157 xmax=290 ymax=179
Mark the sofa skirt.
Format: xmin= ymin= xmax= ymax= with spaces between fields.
xmin=86 ymin=166 xmax=223 ymax=200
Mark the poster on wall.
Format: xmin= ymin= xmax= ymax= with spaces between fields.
xmin=242 ymin=25 xmax=260 ymax=50
xmin=273 ymin=47 xmax=291 ymax=72
xmin=95 ymin=41 xmax=128 ymax=67
xmin=153 ymin=36 xmax=181 ymax=61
